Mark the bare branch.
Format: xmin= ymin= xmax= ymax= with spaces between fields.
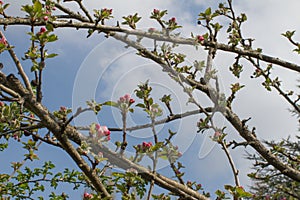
xmin=76 ymin=108 xmax=212 ymax=132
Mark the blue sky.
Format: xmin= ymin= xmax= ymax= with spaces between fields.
xmin=1 ymin=0 xmax=300 ymax=199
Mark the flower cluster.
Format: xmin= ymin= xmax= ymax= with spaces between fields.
xmin=45 ymin=4 xmax=56 ymax=13
xmin=166 ymin=17 xmax=181 ymax=31
xmin=42 ymin=3 xmax=55 ymax=21
xmin=212 ymin=131 xmax=226 ymax=142
xmin=135 ymin=141 xmax=153 ymax=153
xmin=118 ymin=94 xmax=135 ymax=112
xmin=149 ymin=104 xmax=163 ymax=119
xmin=101 ymin=8 xmax=113 ymax=15
xmin=89 ymin=123 xmax=111 ymax=142
xmin=186 ymin=181 xmax=203 ymax=190
xmin=53 ymin=106 xmax=72 ymax=121
xmin=93 ymin=8 xmax=113 ymax=24
xmin=122 ymin=13 xmax=141 ymax=29
xmin=83 ymin=192 xmax=93 ymax=199
xmin=150 ymin=9 xmax=168 ymax=21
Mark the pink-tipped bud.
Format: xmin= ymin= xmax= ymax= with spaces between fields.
xmin=153 ymin=9 xmax=159 ymax=14
xmin=83 ymin=192 xmax=93 ymax=199
xmin=40 ymin=27 xmax=47 ymax=33
xmin=119 ymin=96 xmax=125 ymax=103
xmin=170 ymin=17 xmax=176 ymax=23
xmin=124 ymin=94 xmax=131 ymax=101
xmin=197 ymin=35 xmax=204 ymax=42
xmin=129 ymin=98 xmax=135 ymax=104
xmin=95 ymin=123 xmax=101 ymax=130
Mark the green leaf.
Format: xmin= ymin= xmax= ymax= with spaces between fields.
xmin=103 ymin=101 xmax=118 ymax=107
xmin=204 ymin=7 xmax=212 ymax=16
xmin=46 ymin=23 xmax=54 ymax=32
xmin=224 ymin=184 xmax=234 ymax=194
xmin=47 ymin=34 xmax=58 ymax=43
xmin=215 ymin=190 xmax=226 ymax=198
xmin=0 ymin=143 xmax=8 ymax=151
xmin=46 ymin=53 xmax=58 ymax=58
xmin=159 ymin=155 xmax=168 ymax=160
xmin=135 ymin=103 xmax=145 ymax=108
xmin=241 ymin=13 xmax=247 ymax=22
xmin=3 ymin=3 xmax=10 ymax=10
xmin=21 ymin=5 xmax=33 ymax=15
xmin=282 ymin=30 xmax=295 ymax=38
xmin=148 ymin=97 xmax=153 ymax=105
xmin=33 ymin=1 xmax=43 ymax=13
xmin=236 ymin=187 xmax=253 ymax=198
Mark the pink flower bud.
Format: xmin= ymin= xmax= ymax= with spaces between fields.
xmin=129 ymin=98 xmax=135 ymax=104
xmin=40 ymin=27 xmax=47 ymax=33
xmin=13 ymin=133 xmax=19 ymax=140
xmin=83 ymin=192 xmax=93 ymax=199
xmin=0 ymin=101 xmax=4 ymax=107
xmin=170 ymin=17 xmax=176 ymax=23
xmin=124 ymin=94 xmax=130 ymax=101
xmin=43 ymin=16 xmax=49 ymax=21
xmin=153 ymin=9 xmax=159 ymax=14
xmin=119 ymin=96 xmax=125 ymax=103
xmin=0 ymin=35 xmax=7 ymax=46
xmin=197 ymin=35 xmax=204 ymax=42
xmin=60 ymin=106 xmax=66 ymax=112
xmin=95 ymin=123 xmax=101 ymax=130
xmin=106 ymin=135 xmax=111 ymax=141
xmin=214 ymin=131 xmax=222 ymax=139
xmin=148 ymin=28 xmax=156 ymax=32
xmin=102 ymin=126 xmax=110 ymax=136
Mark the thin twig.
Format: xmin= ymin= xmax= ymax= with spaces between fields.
xmin=220 ymin=141 xmax=240 ymax=187
xmin=2 ymin=34 xmax=33 ymax=96
xmin=76 ymin=0 xmax=94 ymax=22
xmin=76 ymin=108 xmax=212 ymax=132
